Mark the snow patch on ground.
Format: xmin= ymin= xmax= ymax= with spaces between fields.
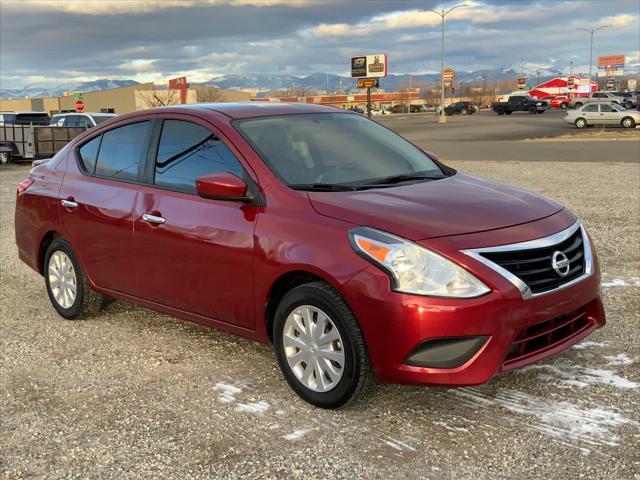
xmin=432 ymin=420 xmax=470 ymax=433
xmin=212 ymin=379 xmax=269 ymax=414
xmin=212 ymin=382 xmax=244 ymax=403
xmin=604 ymin=353 xmax=636 ymax=366
xmin=601 ymin=274 xmax=640 ymax=288
xmin=530 ymin=363 xmax=639 ymax=389
xmin=379 ymin=435 xmax=419 ymax=457
xmin=234 ymin=400 xmax=270 ymax=414
xmin=450 ymin=387 xmax=639 ymax=454
xmin=572 ymin=341 xmax=609 ymax=350
xmin=283 ymin=426 xmax=320 ymax=441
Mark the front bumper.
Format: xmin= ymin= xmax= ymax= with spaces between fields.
xmin=342 ymin=211 xmax=605 ymax=386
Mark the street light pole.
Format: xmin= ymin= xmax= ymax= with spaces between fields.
xmin=424 ymin=4 xmax=468 ymax=124
xmin=577 ymin=25 xmax=610 ymax=89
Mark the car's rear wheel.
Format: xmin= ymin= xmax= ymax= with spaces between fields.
xmin=561 ymin=102 xmax=568 ymax=109
xmin=273 ymin=281 xmax=373 ymax=409
xmin=505 ymin=111 xmax=512 ymax=115
xmin=461 ymin=109 xmax=468 ymax=115
xmin=44 ymin=238 xmax=103 ymax=320
xmin=496 ymin=110 xmax=504 ymax=115
xmin=529 ymin=106 xmax=536 ymax=114
xmin=575 ymin=118 xmax=587 ymax=129
xmin=621 ymin=117 xmax=635 ymax=128
xmin=0 ymin=152 xmax=10 ymax=165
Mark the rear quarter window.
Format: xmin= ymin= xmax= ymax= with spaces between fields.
xmin=78 ymin=136 xmax=101 ymax=173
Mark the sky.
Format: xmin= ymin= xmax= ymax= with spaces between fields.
xmin=0 ymin=0 xmax=639 ymax=89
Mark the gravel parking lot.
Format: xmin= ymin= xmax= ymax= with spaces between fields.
xmin=1 ymin=149 xmax=639 ymax=477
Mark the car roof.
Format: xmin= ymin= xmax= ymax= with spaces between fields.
xmin=149 ymin=102 xmax=346 ymax=120
xmin=52 ymin=112 xmax=116 ymax=116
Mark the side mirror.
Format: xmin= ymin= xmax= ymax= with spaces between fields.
xmin=195 ymin=172 xmax=251 ymax=202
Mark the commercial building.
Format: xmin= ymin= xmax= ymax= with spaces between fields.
xmin=254 ymin=91 xmax=423 ymax=110
xmin=0 ymin=82 xmax=250 ymax=115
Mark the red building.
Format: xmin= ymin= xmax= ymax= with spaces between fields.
xmin=528 ymin=76 xmax=597 ymax=99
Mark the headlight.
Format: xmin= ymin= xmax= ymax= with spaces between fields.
xmin=349 ymin=227 xmax=491 ymax=298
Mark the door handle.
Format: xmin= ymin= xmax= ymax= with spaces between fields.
xmin=61 ymin=199 xmax=78 ymax=209
xmin=142 ymin=213 xmax=166 ymax=225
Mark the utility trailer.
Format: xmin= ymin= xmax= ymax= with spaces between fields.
xmin=0 ymin=124 xmax=86 ymax=164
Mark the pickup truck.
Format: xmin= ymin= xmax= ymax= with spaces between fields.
xmin=569 ymin=92 xmax=633 ymax=109
xmin=491 ymin=96 xmax=548 ymax=115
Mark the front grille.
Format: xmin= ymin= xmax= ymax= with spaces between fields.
xmin=480 ymin=227 xmax=585 ymax=295
xmin=503 ymin=307 xmax=591 ymax=366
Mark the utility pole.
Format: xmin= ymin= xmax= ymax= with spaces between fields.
xmin=424 ymin=4 xmax=468 ymax=124
xmin=569 ymin=60 xmax=573 ymax=76
xmin=520 ymin=58 xmax=524 ymax=76
xmin=577 ymin=25 xmax=610 ymax=88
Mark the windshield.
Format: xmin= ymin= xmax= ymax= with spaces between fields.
xmin=234 ymin=113 xmax=445 ymax=187
xmin=92 ymin=115 xmax=114 ymax=124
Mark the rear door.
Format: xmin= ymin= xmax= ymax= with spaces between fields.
xmin=581 ymin=104 xmax=600 ymax=124
xmin=130 ymin=115 xmax=258 ymax=328
xmin=59 ymin=119 xmax=153 ymax=293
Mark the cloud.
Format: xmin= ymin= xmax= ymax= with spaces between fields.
xmin=9 ymin=0 xmax=311 ymax=15
xmin=600 ymin=14 xmax=638 ymax=27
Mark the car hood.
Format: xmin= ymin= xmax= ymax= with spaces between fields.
xmin=308 ymin=172 xmax=564 ymax=240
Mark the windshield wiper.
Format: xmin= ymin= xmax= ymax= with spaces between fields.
xmin=289 ymin=183 xmax=362 ymax=192
xmin=364 ymin=173 xmax=447 ymax=186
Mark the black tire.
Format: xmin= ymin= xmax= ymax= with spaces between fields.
xmin=575 ymin=118 xmax=587 ymax=129
xmin=496 ymin=110 xmax=504 ymax=115
xmin=528 ymin=106 xmax=536 ymax=114
xmin=0 ymin=152 xmax=10 ymax=165
xmin=44 ymin=238 xmax=103 ymax=320
xmin=461 ymin=109 xmax=468 ymax=115
xmin=273 ymin=281 xmax=373 ymax=409
xmin=505 ymin=110 xmax=513 ymax=115
xmin=621 ymin=117 xmax=635 ymax=128
xmin=537 ymin=110 xmax=544 ymax=114
xmin=561 ymin=102 xmax=568 ymax=109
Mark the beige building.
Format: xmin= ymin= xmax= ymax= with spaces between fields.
xmin=1 ymin=83 xmax=251 ymax=115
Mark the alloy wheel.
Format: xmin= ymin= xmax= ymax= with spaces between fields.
xmin=282 ymin=305 xmax=345 ymax=392
xmin=48 ymin=251 xmax=77 ymax=309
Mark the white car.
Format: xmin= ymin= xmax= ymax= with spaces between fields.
xmin=50 ymin=112 xmax=116 ymax=128
xmin=370 ymin=108 xmax=385 ymax=116
xmin=564 ymin=102 xmax=640 ymax=129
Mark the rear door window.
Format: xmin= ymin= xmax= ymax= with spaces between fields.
xmin=94 ymin=121 xmax=150 ymax=181
xmin=154 ymin=120 xmax=244 ymax=193
xmin=583 ymin=104 xmax=598 ymax=112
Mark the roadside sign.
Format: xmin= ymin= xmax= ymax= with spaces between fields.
xmin=443 ymin=68 xmax=455 ymax=89
xmin=597 ymin=55 xmax=625 ymax=69
xmin=517 ymin=76 xmax=527 ymax=90
xmin=567 ymin=78 xmax=574 ymax=90
xmin=629 ymin=79 xmax=637 ymax=91
xmin=74 ymin=92 xmax=84 ymax=101
xmin=75 ymin=100 xmax=85 ymax=112
xmin=597 ymin=69 xmax=624 ymax=77
xmin=351 ymin=54 xmax=388 ymax=78
xmin=606 ymin=78 xmax=615 ymax=90
xmin=357 ymin=78 xmax=379 ymax=88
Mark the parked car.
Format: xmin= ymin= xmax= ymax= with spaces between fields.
xmin=611 ymin=92 xmax=638 ymax=108
xmin=409 ymin=104 xmax=427 ymax=113
xmin=540 ymin=96 xmax=570 ymax=109
xmin=0 ymin=111 xmax=50 ymax=126
xmin=569 ymin=92 xmax=632 ymax=109
xmin=370 ymin=108 xmax=385 ymax=116
xmin=564 ymin=102 xmax=640 ymax=129
xmin=50 ymin=112 xmax=117 ymax=128
xmin=491 ymin=96 xmax=548 ymax=115
xmin=15 ymin=104 xmax=605 ymax=408
xmin=444 ymin=102 xmax=478 ymax=115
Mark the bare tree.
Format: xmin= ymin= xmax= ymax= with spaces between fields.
xmin=138 ymin=88 xmax=180 ymax=108
xmin=196 ymin=87 xmax=225 ymax=103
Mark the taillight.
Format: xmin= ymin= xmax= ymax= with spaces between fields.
xmin=17 ymin=178 xmax=34 ymax=196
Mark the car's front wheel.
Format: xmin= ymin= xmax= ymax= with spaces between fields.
xmin=273 ymin=281 xmax=373 ymax=409
xmin=561 ymin=102 xmax=568 ymax=109
xmin=44 ymin=238 xmax=103 ymax=319
xmin=621 ymin=117 xmax=636 ymax=128
xmin=575 ymin=118 xmax=587 ymax=129
xmin=0 ymin=152 xmax=10 ymax=165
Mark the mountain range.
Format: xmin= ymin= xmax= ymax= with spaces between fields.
xmin=2 ymin=66 xmax=632 ymax=99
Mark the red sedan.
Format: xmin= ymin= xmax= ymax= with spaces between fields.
xmin=15 ymin=103 xmax=605 ymax=408
xmin=540 ymin=95 xmax=570 ymax=109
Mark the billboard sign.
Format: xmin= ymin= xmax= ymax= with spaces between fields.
xmin=517 ymin=76 xmax=527 ymax=90
xmin=597 ymin=69 xmax=624 ymax=77
xmin=567 ymin=77 xmax=574 ymax=90
xmin=168 ymin=76 xmax=189 ymax=104
xmin=351 ymin=54 xmax=388 ymax=78
xmin=357 ymin=78 xmax=379 ymax=89
xmin=597 ymin=55 xmax=625 ymax=69
xmin=443 ymin=68 xmax=455 ymax=88
xmin=628 ymin=79 xmax=637 ymax=91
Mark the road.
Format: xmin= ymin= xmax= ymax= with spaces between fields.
xmin=1 ymin=123 xmax=639 ymax=479
xmin=377 ymin=110 xmax=640 ymax=163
